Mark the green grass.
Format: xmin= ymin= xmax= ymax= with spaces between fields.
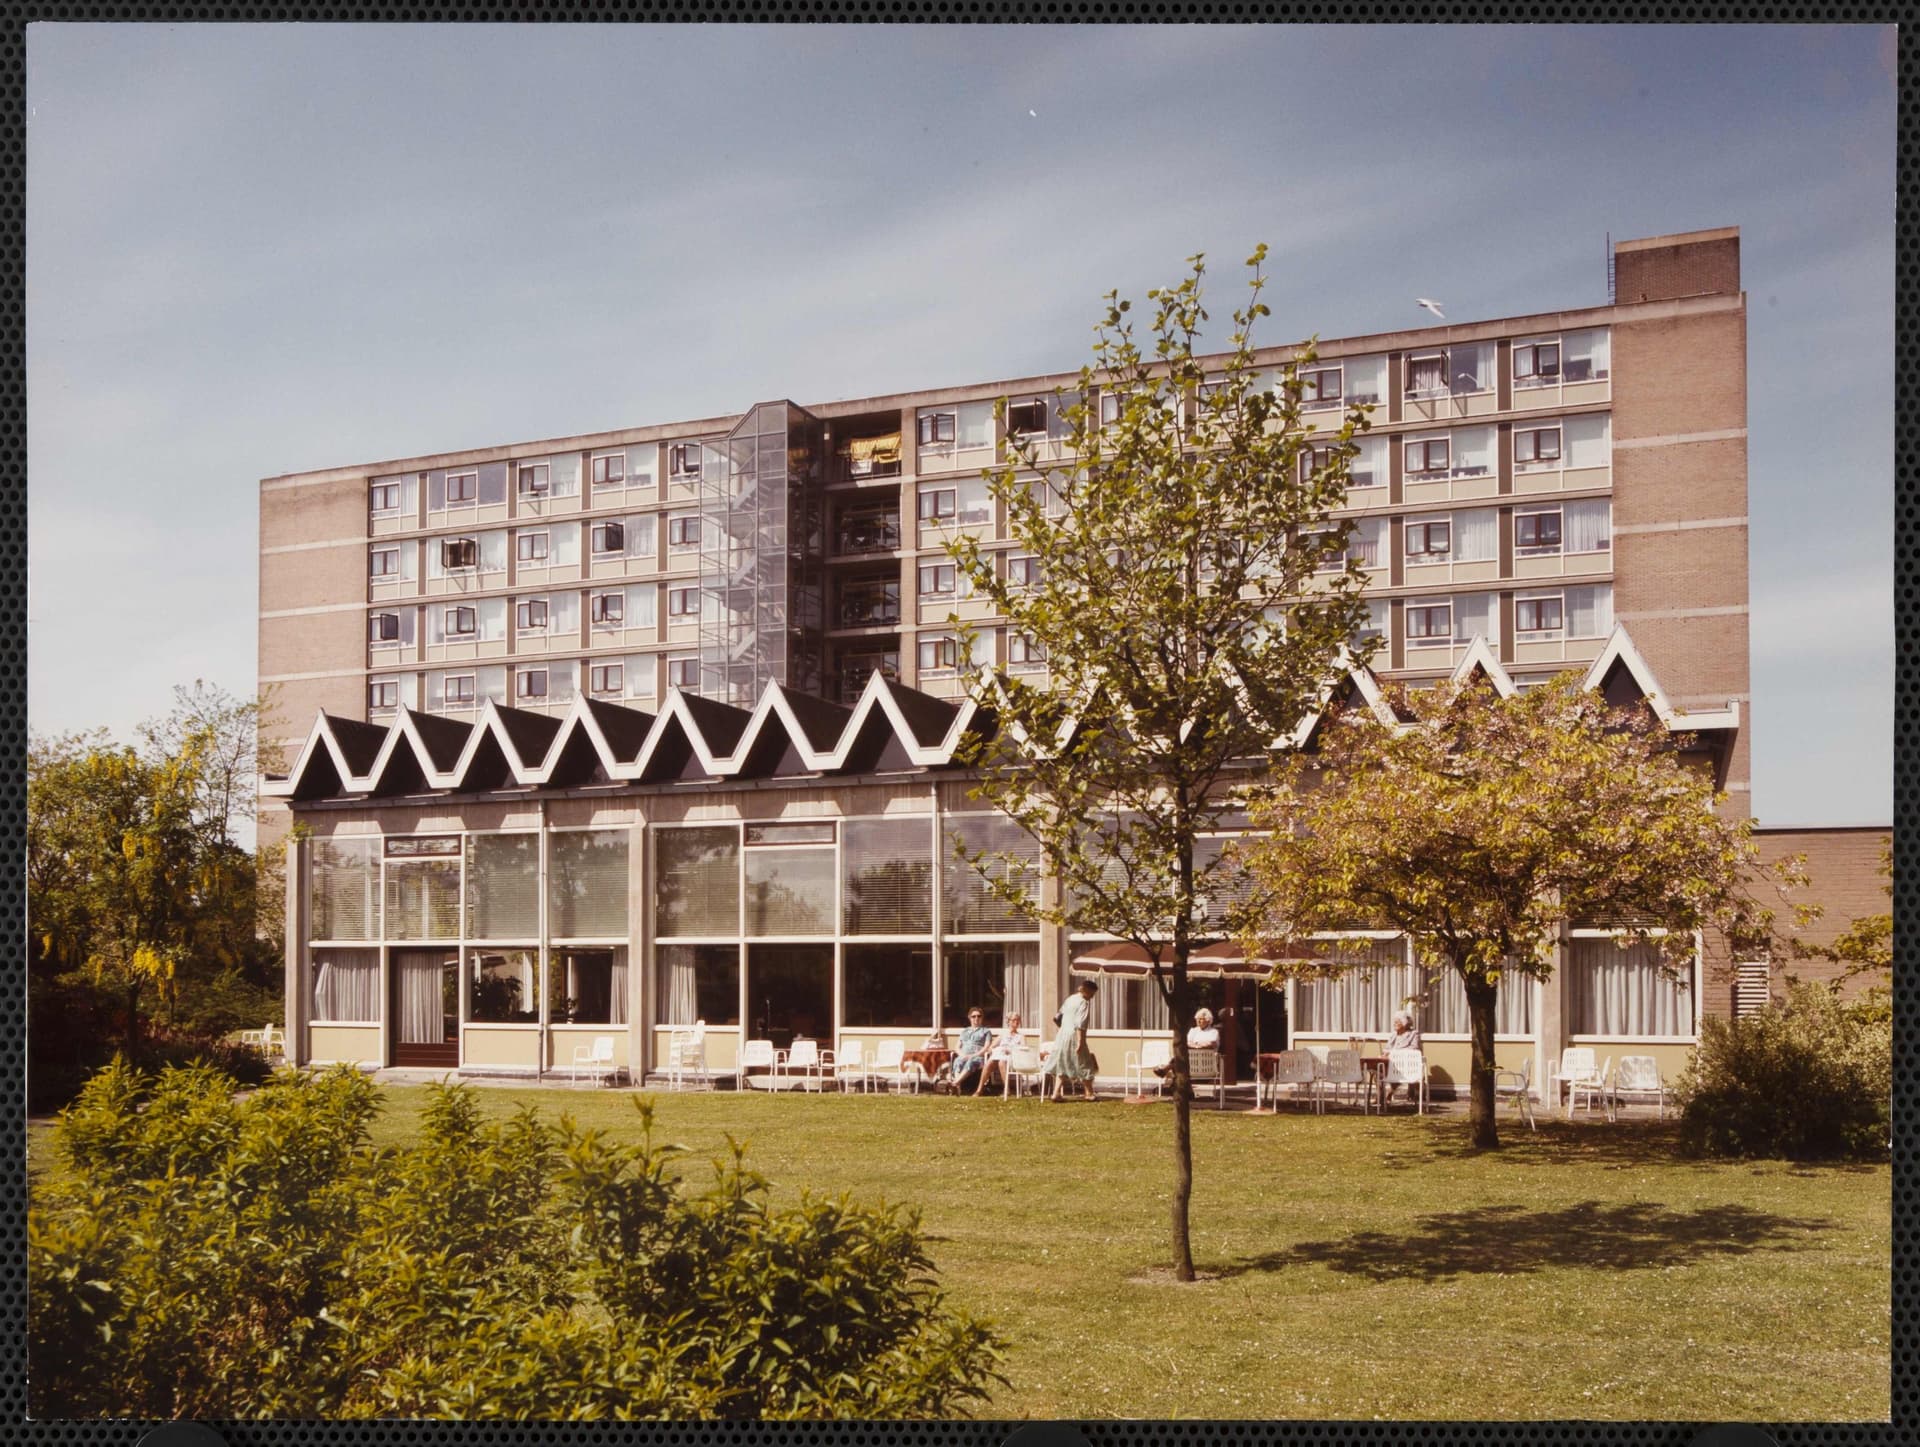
xmin=31 ymin=1086 xmax=1890 ymax=1421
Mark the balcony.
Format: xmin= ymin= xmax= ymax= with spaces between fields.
xmin=834 ymin=509 xmax=903 ymax=556
xmin=836 ymin=652 xmax=900 ymax=702
xmin=836 ymin=581 xmax=901 ymax=630
xmin=833 ymin=432 xmax=903 ymax=483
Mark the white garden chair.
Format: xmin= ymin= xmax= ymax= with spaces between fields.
xmin=1494 ymin=1055 xmax=1536 ymax=1131
xmin=1384 ymin=1048 xmax=1429 ymax=1114
xmin=1188 ymin=1047 xmax=1229 ymax=1109
xmin=867 ymin=1038 xmax=919 ymax=1093
xmin=1551 ymin=1047 xmax=1601 ymax=1117
xmin=570 ymin=1035 xmax=618 ymax=1088
xmin=833 ymin=1038 xmax=871 ymax=1092
xmin=1266 ymin=1049 xmax=1320 ymax=1112
xmin=739 ymin=1038 xmax=779 ymax=1090
xmin=1318 ymin=1048 xmax=1369 ymax=1113
xmin=1609 ymin=1055 xmax=1666 ymax=1120
xmin=1124 ymin=1038 xmax=1173 ymax=1099
xmin=777 ymin=1038 xmax=828 ymax=1091
xmin=1004 ymin=1043 xmax=1047 ymax=1101
xmin=1565 ymin=1054 xmax=1614 ymax=1120
xmin=666 ymin=1022 xmax=710 ymax=1091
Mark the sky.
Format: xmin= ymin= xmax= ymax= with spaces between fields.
xmin=26 ymin=23 xmax=1896 ymax=827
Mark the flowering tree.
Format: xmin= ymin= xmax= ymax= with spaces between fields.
xmin=1240 ymin=672 xmax=1792 ymax=1149
xmin=945 ymin=247 xmax=1372 ymax=1279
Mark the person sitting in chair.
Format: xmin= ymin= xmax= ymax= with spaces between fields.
xmin=1386 ymin=1009 xmax=1423 ymax=1100
xmin=1155 ymin=1008 xmax=1219 ymax=1076
xmin=947 ymin=1007 xmax=994 ymax=1094
xmin=974 ymin=1012 xmax=1025 ymax=1096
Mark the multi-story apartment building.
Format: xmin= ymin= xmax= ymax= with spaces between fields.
xmin=261 ymin=226 xmax=1759 ymax=1091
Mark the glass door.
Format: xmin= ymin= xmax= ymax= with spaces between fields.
xmin=390 ymin=949 xmax=460 ymax=1066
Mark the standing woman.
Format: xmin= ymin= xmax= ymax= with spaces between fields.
xmin=1043 ymin=979 xmax=1099 ymax=1101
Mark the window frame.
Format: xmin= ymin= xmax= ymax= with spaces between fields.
xmin=1005 ymin=398 xmax=1047 ymax=438
xmin=1008 ymin=631 xmax=1046 ymax=666
xmin=368 ymin=679 xmax=399 ymax=710
xmin=666 ymin=655 xmax=699 ymax=691
xmin=516 ymin=598 xmax=550 ymax=632
xmin=1514 ymin=424 xmax=1563 ymax=466
xmin=590 ymin=591 xmax=625 ymax=626
xmin=589 ymin=662 xmax=624 ymax=695
xmin=666 ymin=514 xmax=700 ymax=551
xmin=667 ymin=586 xmax=700 ymax=619
xmin=1515 ymin=593 xmax=1566 ymax=635
xmin=444 ymin=604 xmax=477 ymax=638
xmin=444 ymin=673 xmax=477 ymax=706
xmin=516 ymin=666 xmax=550 ymax=701
xmin=1404 ymin=437 xmax=1451 ymax=476
xmin=445 ymin=471 xmax=479 ymax=506
xmin=1514 ymin=340 xmax=1563 ymax=384
xmin=1405 ymin=519 xmax=1453 ymax=560
xmin=668 ymin=443 xmax=701 ymax=481
xmin=1404 ymin=352 xmax=1447 ymax=396
xmin=591 ymin=520 xmax=627 ymax=556
xmin=917 ymin=635 xmax=960 ymax=671
xmin=369 ymin=611 xmax=401 ymax=644
xmin=917 ymin=488 xmax=957 ymax=522
xmin=440 ymin=536 xmax=479 ymax=571
xmin=370 ymin=547 xmax=402 ymax=579
xmin=1006 ymin=554 xmax=1042 ymax=588
xmin=516 ymin=530 xmax=551 ymax=563
xmin=1405 ymin=602 xmax=1453 ymax=643
xmin=1300 ymin=365 xmax=1342 ymax=409
xmin=369 ymin=481 xmax=402 ymax=515
xmin=516 ymin=462 xmax=551 ymax=497
xmin=917 ymin=563 xmax=957 ymax=598
xmin=1514 ymin=508 xmax=1565 ymax=554
xmin=590 ymin=452 xmax=627 ymax=487
xmin=916 ymin=411 xmax=956 ymax=446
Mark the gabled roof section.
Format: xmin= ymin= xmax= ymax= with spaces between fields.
xmin=402 ymin=708 xmax=475 ymax=774
xmin=326 ymin=715 xmax=390 ymax=777
xmin=1581 ymin=626 xmax=1740 ymax=733
xmin=1449 ymin=636 xmax=1518 ymax=697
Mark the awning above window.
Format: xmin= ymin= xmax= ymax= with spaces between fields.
xmin=845 ymin=434 xmax=902 ymax=464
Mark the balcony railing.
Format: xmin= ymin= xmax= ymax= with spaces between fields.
xmin=835 ymin=514 xmax=903 ymax=555
xmin=837 ymin=588 xmax=901 ymax=629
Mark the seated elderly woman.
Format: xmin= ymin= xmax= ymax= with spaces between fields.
xmin=973 ymin=1012 xmax=1026 ymax=1096
xmin=1386 ymin=1009 xmax=1423 ymax=1099
xmin=945 ymin=1007 xmax=995 ymax=1094
xmin=1154 ymin=1008 xmax=1220 ymax=1077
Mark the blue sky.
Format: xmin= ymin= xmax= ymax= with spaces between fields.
xmin=26 ymin=24 xmax=1895 ymax=826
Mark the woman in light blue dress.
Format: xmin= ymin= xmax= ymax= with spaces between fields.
xmin=1043 ymin=979 xmax=1099 ymax=1100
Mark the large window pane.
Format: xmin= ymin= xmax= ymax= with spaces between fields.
xmin=1291 ymin=940 xmax=1413 ymax=1033
xmin=942 ymin=815 xmax=1038 ymax=934
xmin=311 ymin=837 xmax=380 ymax=941
xmin=843 ymin=818 xmax=932 ymax=935
xmin=744 ymin=848 xmax=836 ymax=936
xmin=310 ymin=947 xmax=380 ymax=1022
xmin=1085 ymin=976 xmax=1173 ymax=1031
xmin=550 ymin=830 xmax=630 ymax=939
xmin=549 ymin=948 xmax=627 ymax=1025
xmin=384 ymin=859 xmax=461 ymax=940
xmin=843 ymin=944 xmax=933 ymax=1028
xmin=471 ymin=948 xmax=539 ymax=1022
xmin=467 ymin=833 xmax=539 ymax=938
xmin=655 ymin=826 xmax=739 ymax=937
xmin=1567 ymin=938 xmax=1692 ymax=1036
xmin=656 ymin=944 xmax=740 ymax=1026
xmin=1417 ymin=960 xmax=1534 ymax=1035
xmin=942 ymin=942 xmax=1039 ymax=1027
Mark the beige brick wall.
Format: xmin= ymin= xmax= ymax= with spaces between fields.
xmin=260 ymin=611 xmax=363 ymax=672
xmin=1608 ymin=613 xmax=1748 ymax=718
xmin=264 ymin=675 xmax=364 ymax=733
xmin=1612 ymin=308 xmax=1747 ymax=440
xmin=1613 ymin=233 xmax=1741 ymax=305
xmin=1756 ymin=827 xmax=1892 ymax=998
xmin=1612 ymin=437 xmax=1747 ymax=524
xmin=1615 ymin=526 xmax=1749 ymax=611
xmin=260 ymin=478 xmax=366 ymax=551
xmin=260 ymin=542 xmax=366 ymax=614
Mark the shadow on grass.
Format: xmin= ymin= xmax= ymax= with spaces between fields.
xmin=1220 ymin=1200 xmax=1834 ymax=1281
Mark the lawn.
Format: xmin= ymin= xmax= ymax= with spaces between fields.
xmin=339 ymin=1084 xmax=1886 ymax=1421
xmin=28 ymin=1083 xmax=1890 ymax=1421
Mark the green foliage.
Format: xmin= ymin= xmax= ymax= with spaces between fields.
xmin=30 ymin=1063 xmax=1003 ymax=1419
xmin=1676 ymin=982 xmax=1891 ymax=1162
xmin=1243 ymin=672 xmax=1795 ymax=1149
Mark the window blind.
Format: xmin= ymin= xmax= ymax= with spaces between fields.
xmin=384 ymin=859 xmax=461 ymax=940
xmin=744 ymin=848 xmax=836 ymax=936
xmin=467 ymin=833 xmax=540 ymax=939
xmin=943 ymin=814 xmax=1039 ymax=934
xmin=548 ymin=830 xmax=629 ymax=939
xmin=654 ymin=827 xmax=739 ymax=937
xmin=311 ymin=837 xmax=380 ymax=941
xmin=842 ymin=817 xmax=933 ymax=935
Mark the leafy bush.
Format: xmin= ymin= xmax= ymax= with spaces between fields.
xmin=1675 ymin=982 xmax=1891 ymax=1161
xmin=30 ymin=1060 xmax=1003 ymax=1419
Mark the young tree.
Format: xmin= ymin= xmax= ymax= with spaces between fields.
xmin=1793 ymin=838 xmax=1892 ymax=995
xmin=1240 ymin=672 xmax=1792 ymax=1150
xmin=946 ymin=248 xmax=1373 ymax=1280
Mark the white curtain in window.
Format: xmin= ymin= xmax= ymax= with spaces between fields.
xmin=1453 ymin=592 xmax=1497 ymax=644
xmin=1452 ymin=426 xmax=1496 ymax=475
xmin=1087 ymin=973 xmax=1132 ymax=1030
xmin=1348 ymin=433 xmax=1387 ymax=488
xmin=1003 ymin=942 xmax=1042 ymax=1023
xmin=660 ymin=947 xmax=699 ymax=1025
xmin=1564 ymin=413 xmax=1611 ymax=468
xmin=1564 ymin=328 xmax=1611 ymax=381
xmin=609 ymin=954 xmax=629 ymax=1025
xmin=397 ymin=957 xmax=446 ymax=1044
xmin=954 ymin=477 xmax=994 ymax=526
xmin=623 ymin=656 xmax=657 ymax=702
xmin=1567 ymin=939 xmax=1689 ymax=1035
xmin=312 ymin=948 xmax=380 ymax=1022
xmin=479 ymin=668 xmax=510 ymax=706
xmin=1349 ymin=517 xmax=1388 ymax=567
xmin=1291 ymin=940 xmax=1413 ymax=1032
xmin=1406 ymin=355 xmax=1445 ymax=394
xmin=549 ymin=522 xmax=581 ymax=567
xmin=479 ymin=598 xmax=508 ymax=642
xmin=548 ymin=454 xmax=582 ymax=498
xmin=1566 ymin=584 xmax=1613 ymax=638
xmin=628 ymin=514 xmax=659 ymax=559
xmin=479 ymin=532 xmax=509 ymax=573
xmin=1453 ymin=509 xmax=1498 ymax=562
xmin=546 ymin=591 xmax=580 ymax=632
xmin=1564 ymin=500 xmax=1612 ymax=554
xmin=1344 ymin=354 xmax=1388 ymax=405
xmin=1419 ymin=958 xmax=1534 ymax=1035
xmin=956 ymin=401 xmax=995 ymax=449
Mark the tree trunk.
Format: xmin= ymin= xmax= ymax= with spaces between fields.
xmin=1464 ymin=971 xmax=1500 ymax=1150
xmin=1167 ymin=969 xmax=1196 ymax=1281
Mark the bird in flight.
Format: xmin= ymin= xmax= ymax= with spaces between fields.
xmin=1416 ymin=298 xmax=1447 ymax=319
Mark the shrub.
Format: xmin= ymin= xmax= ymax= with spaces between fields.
xmin=30 ymin=1061 xmax=1003 ymax=1419
xmin=1675 ymin=982 xmax=1891 ymax=1161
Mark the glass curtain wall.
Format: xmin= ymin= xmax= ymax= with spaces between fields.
xmin=698 ymin=402 xmax=826 ymax=705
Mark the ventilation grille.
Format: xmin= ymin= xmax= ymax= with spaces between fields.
xmin=1734 ymin=960 xmax=1773 ymax=1018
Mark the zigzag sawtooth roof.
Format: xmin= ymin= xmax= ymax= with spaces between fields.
xmin=265 ymin=627 xmax=1738 ymax=807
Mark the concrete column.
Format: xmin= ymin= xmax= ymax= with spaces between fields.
xmin=628 ymin=819 xmax=649 ymax=1082
xmin=1038 ymin=865 xmax=1065 ymax=1029
xmin=283 ymin=832 xmax=310 ymax=1067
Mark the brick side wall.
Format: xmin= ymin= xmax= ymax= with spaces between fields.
xmin=260 ymin=479 xmax=367 ymax=551
xmin=1613 ymin=236 xmax=1741 ymax=305
xmin=1757 ymin=827 xmax=1893 ymax=998
xmin=1611 ymin=307 xmax=1747 ymax=439
xmin=1611 ymin=437 xmax=1748 ymax=524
